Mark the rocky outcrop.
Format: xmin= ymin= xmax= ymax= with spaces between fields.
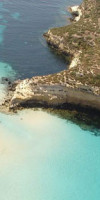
xmin=4 ymin=0 xmax=100 ymax=112
xmin=68 ymin=5 xmax=82 ymax=22
xmin=5 ymin=71 xmax=99 ymax=111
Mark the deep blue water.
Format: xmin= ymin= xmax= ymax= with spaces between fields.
xmin=0 ymin=0 xmax=82 ymax=79
xmin=0 ymin=0 xmax=100 ymax=200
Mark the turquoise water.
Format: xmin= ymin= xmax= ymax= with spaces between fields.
xmin=0 ymin=62 xmax=15 ymax=104
xmin=11 ymin=12 xmax=20 ymax=20
xmin=0 ymin=0 xmax=100 ymax=199
xmin=0 ymin=110 xmax=100 ymax=200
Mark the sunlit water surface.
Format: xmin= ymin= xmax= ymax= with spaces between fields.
xmin=0 ymin=110 xmax=100 ymax=200
xmin=0 ymin=0 xmax=100 ymax=200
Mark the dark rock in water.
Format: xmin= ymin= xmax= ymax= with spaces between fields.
xmin=0 ymin=77 xmax=12 ymax=85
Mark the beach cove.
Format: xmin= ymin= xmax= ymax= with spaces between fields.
xmin=0 ymin=0 xmax=100 ymax=199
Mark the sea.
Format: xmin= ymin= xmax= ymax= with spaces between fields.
xmin=0 ymin=0 xmax=100 ymax=200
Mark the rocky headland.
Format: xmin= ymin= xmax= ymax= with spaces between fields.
xmin=2 ymin=0 xmax=100 ymax=113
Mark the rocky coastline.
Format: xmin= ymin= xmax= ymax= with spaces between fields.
xmin=2 ymin=0 xmax=100 ymax=113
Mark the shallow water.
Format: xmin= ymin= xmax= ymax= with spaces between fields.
xmin=0 ymin=109 xmax=100 ymax=200
xmin=0 ymin=62 xmax=15 ymax=104
xmin=0 ymin=0 xmax=100 ymax=199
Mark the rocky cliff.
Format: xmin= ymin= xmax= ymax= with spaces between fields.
xmin=4 ymin=0 xmax=100 ymax=111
